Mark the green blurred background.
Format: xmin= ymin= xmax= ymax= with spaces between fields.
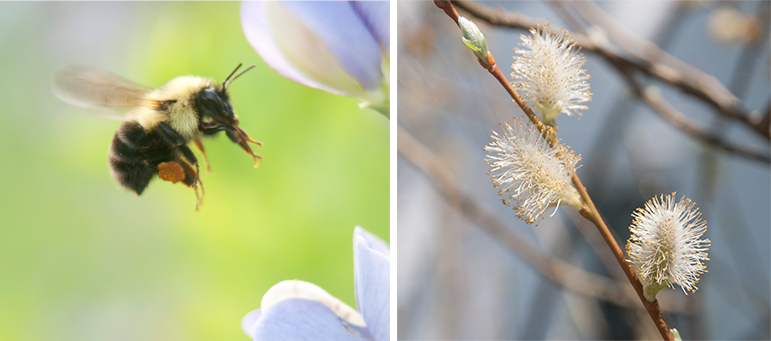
xmin=0 ymin=2 xmax=389 ymax=340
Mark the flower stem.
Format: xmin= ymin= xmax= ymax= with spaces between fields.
xmin=435 ymin=1 xmax=674 ymax=339
xmin=644 ymin=281 xmax=670 ymax=303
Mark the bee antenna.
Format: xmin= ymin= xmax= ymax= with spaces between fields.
xmin=224 ymin=63 xmax=243 ymax=84
xmin=223 ymin=64 xmax=256 ymax=91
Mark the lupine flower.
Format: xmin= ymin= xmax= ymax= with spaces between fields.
xmin=241 ymin=1 xmax=390 ymax=117
xmin=626 ymin=193 xmax=710 ymax=300
xmin=511 ymin=25 xmax=592 ymax=125
xmin=484 ymin=117 xmax=582 ymax=225
xmin=241 ymin=227 xmax=389 ymax=340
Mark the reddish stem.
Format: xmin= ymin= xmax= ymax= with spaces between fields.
xmin=435 ymin=1 xmax=674 ymax=340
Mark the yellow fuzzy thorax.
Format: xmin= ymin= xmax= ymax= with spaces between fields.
xmin=136 ymin=76 xmax=214 ymax=141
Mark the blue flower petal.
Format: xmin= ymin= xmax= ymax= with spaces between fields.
xmin=353 ymin=227 xmax=390 ymax=341
xmin=241 ymin=2 xmax=344 ymax=96
xmin=251 ymin=298 xmax=371 ymax=341
xmin=281 ymin=1 xmax=383 ymax=90
xmin=241 ymin=309 xmax=262 ymax=337
xmin=350 ymin=1 xmax=390 ymax=52
xmin=354 ymin=226 xmax=390 ymax=257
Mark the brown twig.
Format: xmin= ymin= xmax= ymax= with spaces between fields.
xmin=452 ymin=0 xmax=770 ymax=141
xmin=434 ymin=1 xmax=674 ymax=339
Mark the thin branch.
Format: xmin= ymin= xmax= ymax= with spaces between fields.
xmin=452 ymin=0 xmax=770 ymax=140
xmin=434 ymin=1 xmax=674 ymax=339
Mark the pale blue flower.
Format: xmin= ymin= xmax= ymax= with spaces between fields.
xmin=241 ymin=227 xmax=389 ymax=340
xmin=241 ymin=1 xmax=390 ymax=117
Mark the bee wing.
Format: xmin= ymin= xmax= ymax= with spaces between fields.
xmin=53 ymin=65 xmax=152 ymax=112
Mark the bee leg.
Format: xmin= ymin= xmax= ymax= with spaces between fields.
xmin=198 ymin=122 xmax=230 ymax=173
xmin=155 ymin=123 xmax=205 ymax=209
xmin=157 ymin=122 xmax=187 ymax=146
xmin=236 ymin=127 xmax=264 ymax=166
xmin=157 ymin=161 xmax=186 ymax=184
xmin=226 ymin=127 xmax=263 ymax=168
xmin=202 ymin=121 xmax=263 ymax=168
xmin=175 ymin=160 xmax=203 ymax=210
xmin=193 ymin=138 xmax=212 ymax=173
xmin=236 ymin=126 xmax=263 ymax=147
xmin=178 ymin=145 xmax=204 ymax=210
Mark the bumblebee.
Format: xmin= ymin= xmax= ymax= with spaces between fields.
xmin=53 ymin=64 xmax=262 ymax=210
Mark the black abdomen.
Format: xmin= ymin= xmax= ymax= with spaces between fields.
xmin=109 ymin=121 xmax=176 ymax=195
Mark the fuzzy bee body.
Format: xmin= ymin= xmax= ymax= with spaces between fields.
xmin=109 ymin=120 xmax=191 ymax=195
xmin=54 ymin=65 xmax=262 ymax=209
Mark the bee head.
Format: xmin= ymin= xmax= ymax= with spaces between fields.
xmin=197 ymin=64 xmax=262 ymax=167
xmin=199 ymin=87 xmax=237 ymax=125
xmin=197 ymin=64 xmax=255 ymax=125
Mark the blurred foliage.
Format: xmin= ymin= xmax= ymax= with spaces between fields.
xmin=0 ymin=2 xmax=388 ymax=340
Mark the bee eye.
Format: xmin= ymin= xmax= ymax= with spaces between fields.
xmin=200 ymin=88 xmax=221 ymax=103
xmin=199 ymin=88 xmax=237 ymax=123
xmin=199 ymin=89 xmax=224 ymax=111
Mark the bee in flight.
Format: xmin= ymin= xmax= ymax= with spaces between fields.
xmin=53 ymin=64 xmax=262 ymax=210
